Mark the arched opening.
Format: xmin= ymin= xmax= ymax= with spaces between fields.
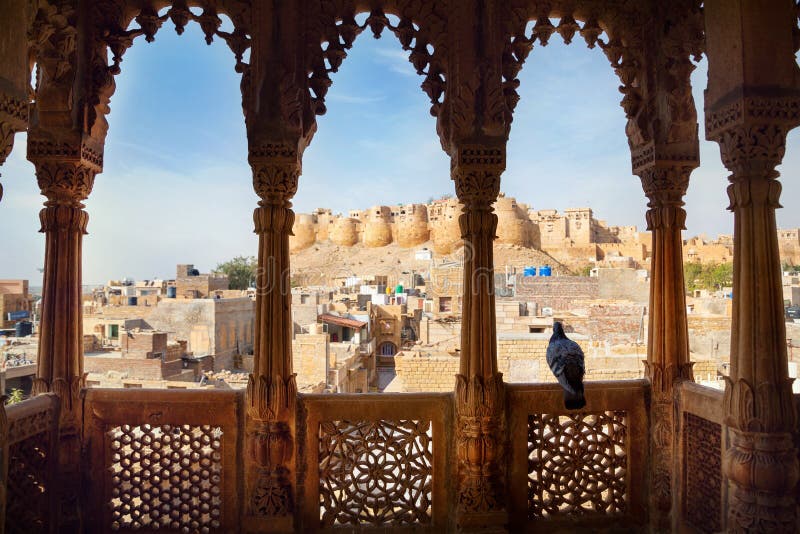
xmin=504 ymin=18 xmax=646 ymax=385
xmin=78 ymin=15 xmax=253 ymax=386
xmin=294 ymin=14 xmax=449 ymax=395
xmin=379 ymin=341 xmax=397 ymax=356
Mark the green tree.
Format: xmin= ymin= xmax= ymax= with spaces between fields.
xmin=683 ymin=261 xmax=733 ymax=292
xmin=684 ymin=262 xmax=703 ymax=292
xmin=5 ymin=388 xmax=24 ymax=405
xmin=710 ymin=262 xmax=733 ymax=289
xmin=215 ymin=256 xmax=257 ymax=290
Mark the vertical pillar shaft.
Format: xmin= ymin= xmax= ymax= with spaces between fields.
xmin=29 ymin=155 xmax=98 ymax=533
xmin=244 ymin=144 xmax=299 ymax=533
xmin=0 ymin=398 xmax=7 ymax=532
xmin=715 ymin=124 xmax=798 ymax=532
xmin=638 ymin=164 xmax=694 ymax=532
xmin=452 ymin=144 xmax=507 ymax=530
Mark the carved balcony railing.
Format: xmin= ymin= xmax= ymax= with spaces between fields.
xmin=677 ymin=381 xmax=725 ymax=534
xmin=4 ymin=393 xmax=60 ymax=534
xmin=297 ymin=393 xmax=454 ymax=532
xmin=7 ymin=379 xmax=757 ymax=532
xmin=507 ymin=380 xmax=649 ymax=532
xmin=82 ymin=389 xmax=242 ymax=532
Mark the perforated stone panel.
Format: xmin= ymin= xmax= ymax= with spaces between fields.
xmin=527 ymin=411 xmax=627 ymax=519
xmin=683 ymin=412 xmax=722 ymax=533
xmin=318 ymin=420 xmax=433 ymax=526
xmin=7 ymin=431 xmax=50 ymax=533
xmin=108 ymin=424 xmax=223 ymax=532
xmin=6 ymin=406 xmax=54 ymax=534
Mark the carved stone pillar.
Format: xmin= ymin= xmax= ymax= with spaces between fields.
xmin=452 ymin=144 xmax=507 ymax=531
xmin=244 ymin=143 xmax=299 ymax=533
xmin=710 ymin=122 xmax=798 ymax=532
xmin=0 ymin=397 xmax=7 ymax=530
xmin=637 ymin=162 xmax=695 ymax=531
xmin=28 ymin=140 xmax=100 ymax=532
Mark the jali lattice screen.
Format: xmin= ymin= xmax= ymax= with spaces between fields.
xmin=527 ymin=411 xmax=627 ymax=519
xmin=318 ymin=419 xmax=433 ymax=526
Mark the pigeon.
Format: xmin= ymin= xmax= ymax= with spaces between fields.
xmin=546 ymin=321 xmax=586 ymax=410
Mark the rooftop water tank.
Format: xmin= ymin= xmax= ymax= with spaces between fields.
xmin=395 ymin=284 xmax=404 ymax=294
xmin=523 ymin=267 xmax=537 ymax=277
xmin=15 ymin=321 xmax=32 ymax=338
xmin=539 ymin=265 xmax=552 ymax=277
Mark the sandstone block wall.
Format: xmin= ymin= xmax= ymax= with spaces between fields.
xmin=514 ymin=276 xmax=600 ymax=310
xmin=396 ymin=335 xmax=647 ymax=392
xmin=120 ymin=331 xmax=168 ymax=358
xmin=566 ymin=305 xmax=646 ymax=345
xmin=293 ymin=333 xmax=328 ymax=388
xmin=597 ymin=269 xmax=650 ymax=303
xmin=394 ymin=353 xmax=460 ymax=392
xmin=85 ymin=356 xmax=165 ymax=380
xmin=213 ymin=298 xmax=255 ymax=369
xmin=419 ymin=318 xmax=461 ymax=347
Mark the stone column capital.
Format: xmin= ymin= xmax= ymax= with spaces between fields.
xmin=451 ymin=144 xmax=504 ymax=209
xmin=33 ymin=160 xmax=98 ymax=208
xmin=705 ymin=93 xmax=800 ymax=178
xmin=716 ymin=122 xmax=790 ymax=178
xmin=249 ymin=143 xmax=301 ymax=206
xmin=637 ymin=163 xmax=693 ymax=231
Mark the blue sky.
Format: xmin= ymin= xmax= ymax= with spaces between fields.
xmin=1 ymin=22 xmax=799 ymax=284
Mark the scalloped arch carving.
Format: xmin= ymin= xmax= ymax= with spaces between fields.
xmin=81 ymin=0 xmax=252 ymax=145
xmin=500 ymin=1 xmax=703 ymax=151
xmin=304 ymin=1 xmax=449 ymax=121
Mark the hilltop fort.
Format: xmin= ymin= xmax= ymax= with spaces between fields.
xmin=291 ymin=193 xmax=800 ymax=268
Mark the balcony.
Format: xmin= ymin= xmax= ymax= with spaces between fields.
xmin=4 ymin=378 xmax=774 ymax=532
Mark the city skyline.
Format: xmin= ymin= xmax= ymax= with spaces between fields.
xmin=1 ymin=20 xmax=799 ymax=284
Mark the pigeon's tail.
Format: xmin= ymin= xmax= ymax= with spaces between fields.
xmin=564 ymin=388 xmax=586 ymax=410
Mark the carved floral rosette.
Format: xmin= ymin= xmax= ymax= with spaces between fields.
xmin=455 ymin=373 xmax=506 ymax=516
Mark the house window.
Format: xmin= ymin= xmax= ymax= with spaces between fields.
xmin=109 ymin=324 xmax=119 ymax=340
xmin=439 ymin=297 xmax=452 ymax=313
xmin=379 ymin=342 xmax=397 ymax=356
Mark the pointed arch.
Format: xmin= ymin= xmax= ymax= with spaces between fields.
xmin=500 ymin=1 xmax=704 ymax=155
xmin=304 ymin=1 xmax=448 ymax=141
xmin=79 ymin=1 xmax=252 ymax=148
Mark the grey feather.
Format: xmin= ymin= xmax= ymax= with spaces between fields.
xmin=546 ymin=321 xmax=586 ymax=410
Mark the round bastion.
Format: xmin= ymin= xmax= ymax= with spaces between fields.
xmin=330 ymin=217 xmax=360 ymax=246
xmin=430 ymin=199 xmax=464 ymax=255
xmin=395 ymin=204 xmax=430 ymax=248
xmin=363 ymin=206 xmax=393 ymax=247
xmin=290 ymin=213 xmax=317 ymax=252
xmin=494 ymin=195 xmax=532 ymax=247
